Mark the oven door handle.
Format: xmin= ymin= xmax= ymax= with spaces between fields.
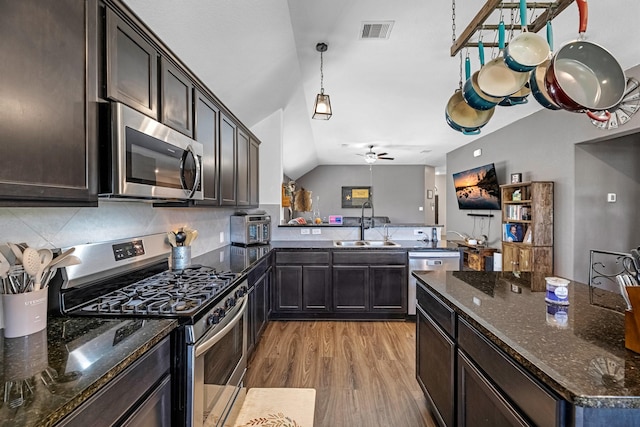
xmin=195 ymin=297 xmax=248 ymax=358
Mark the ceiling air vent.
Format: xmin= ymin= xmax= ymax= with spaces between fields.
xmin=360 ymin=21 xmax=394 ymax=40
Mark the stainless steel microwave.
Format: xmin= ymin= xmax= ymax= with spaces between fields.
xmin=99 ymin=102 xmax=203 ymax=201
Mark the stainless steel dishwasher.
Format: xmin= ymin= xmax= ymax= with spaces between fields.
xmin=408 ymin=251 xmax=460 ymax=315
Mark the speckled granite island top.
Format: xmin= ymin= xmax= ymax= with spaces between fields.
xmin=414 ymin=270 xmax=640 ymax=409
xmin=0 ymin=316 xmax=176 ymax=426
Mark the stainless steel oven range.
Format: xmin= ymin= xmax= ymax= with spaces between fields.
xmin=50 ymin=234 xmax=248 ymax=427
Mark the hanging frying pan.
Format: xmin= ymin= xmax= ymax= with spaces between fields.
xmin=529 ymin=22 xmax=561 ymax=110
xmin=503 ymin=0 xmax=550 ymax=72
xmin=462 ymin=42 xmax=503 ymax=110
xmin=477 ymin=21 xmax=530 ymax=98
xmin=545 ymin=0 xmax=626 ymax=120
xmin=446 ymin=58 xmax=494 ymax=135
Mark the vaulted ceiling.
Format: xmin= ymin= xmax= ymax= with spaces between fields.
xmin=124 ymin=0 xmax=639 ymax=179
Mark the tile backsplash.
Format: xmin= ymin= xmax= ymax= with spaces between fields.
xmin=0 ymin=200 xmax=237 ymax=256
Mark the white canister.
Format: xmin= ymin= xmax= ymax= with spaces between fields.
xmin=545 ymin=277 xmax=570 ymax=305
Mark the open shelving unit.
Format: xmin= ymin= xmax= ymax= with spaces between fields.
xmin=500 ymin=181 xmax=554 ymax=273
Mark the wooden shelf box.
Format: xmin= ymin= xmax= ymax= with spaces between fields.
xmin=500 ymin=182 xmax=553 ymax=274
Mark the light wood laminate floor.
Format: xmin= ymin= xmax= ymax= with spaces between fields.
xmin=244 ymin=320 xmax=438 ymax=427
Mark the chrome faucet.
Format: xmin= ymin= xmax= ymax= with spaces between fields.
xmin=383 ymin=223 xmax=390 ymax=242
xmin=360 ymin=200 xmax=374 ymax=240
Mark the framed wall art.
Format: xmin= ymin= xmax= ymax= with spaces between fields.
xmin=511 ymin=173 xmax=522 ymax=184
xmin=342 ymin=186 xmax=371 ymax=208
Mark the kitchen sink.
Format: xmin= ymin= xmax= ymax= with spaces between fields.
xmin=333 ymin=240 xmax=401 ymax=247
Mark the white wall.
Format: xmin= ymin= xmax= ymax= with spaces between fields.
xmin=294 ymin=165 xmax=428 ymax=224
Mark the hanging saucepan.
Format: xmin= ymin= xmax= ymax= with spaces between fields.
xmin=446 ymin=90 xmax=495 ymax=135
xmin=529 ymin=22 xmax=561 ymax=110
xmin=503 ymin=0 xmax=550 ymax=72
xmin=498 ymin=82 xmax=530 ymax=106
xmin=462 ymin=42 xmax=503 ymax=110
xmin=477 ymin=21 xmax=530 ymax=98
xmin=545 ymin=0 xmax=626 ymax=121
xmin=447 ymin=55 xmax=495 ymax=135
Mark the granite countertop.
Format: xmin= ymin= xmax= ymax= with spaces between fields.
xmin=269 ymin=240 xmax=456 ymax=251
xmin=0 ymin=316 xmax=176 ymax=426
xmin=413 ymin=270 xmax=640 ymax=409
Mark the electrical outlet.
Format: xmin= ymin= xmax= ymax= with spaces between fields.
xmin=473 ymin=149 xmax=482 ymax=157
xmin=219 ymin=231 xmax=224 ymax=242
xmin=418 ymin=206 xmax=424 ymax=211
xmin=301 ymin=229 xmax=310 ymax=235
xmin=607 ymin=193 xmax=616 ymax=203
xmin=414 ymin=229 xmax=424 ymax=235
xmin=312 ymin=229 xmax=321 ymax=235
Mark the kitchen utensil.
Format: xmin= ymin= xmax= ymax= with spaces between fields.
xmin=175 ymin=231 xmax=187 ymax=246
xmin=167 ymin=232 xmax=177 ymax=247
xmin=503 ymin=0 xmax=550 ymax=72
xmin=462 ymin=43 xmax=503 ymax=111
xmin=498 ymin=82 xmax=530 ymax=106
xmin=529 ymin=22 xmax=561 ymax=111
xmin=631 ymin=249 xmax=640 ymax=276
xmin=0 ymin=252 xmax=10 ymax=279
xmin=46 ymin=247 xmax=76 ymax=270
xmin=50 ymin=255 xmax=81 ymax=269
xmin=446 ymin=62 xmax=494 ymax=135
xmin=34 ymin=248 xmax=53 ymax=291
xmin=545 ymin=0 xmax=626 ymax=120
xmin=185 ymin=229 xmax=198 ymax=246
xmin=617 ymin=275 xmax=633 ymax=310
xmin=7 ymin=242 xmax=24 ymax=264
xmin=445 ymin=90 xmax=495 ymax=135
xmin=477 ymin=21 xmax=530 ymax=98
xmin=22 ymin=247 xmax=41 ymax=292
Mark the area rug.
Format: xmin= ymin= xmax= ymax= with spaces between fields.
xmin=231 ymin=387 xmax=316 ymax=427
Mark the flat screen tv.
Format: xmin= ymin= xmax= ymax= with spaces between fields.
xmin=452 ymin=163 xmax=501 ymax=210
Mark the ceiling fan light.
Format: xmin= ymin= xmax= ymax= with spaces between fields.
xmin=313 ymin=93 xmax=332 ymax=120
xmin=364 ymin=153 xmax=377 ymax=164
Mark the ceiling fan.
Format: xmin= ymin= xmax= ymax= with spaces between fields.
xmin=358 ymin=145 xmax=394 ymax=164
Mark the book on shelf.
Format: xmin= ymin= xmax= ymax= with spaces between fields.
xmin=505 ymin=205 xmax=531 ymax=221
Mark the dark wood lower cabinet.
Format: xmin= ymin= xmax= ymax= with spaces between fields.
xmin=457 ymin=351 xmax=529 ymax=427
xmin=303 ymin=266 xmax=331 ymax=311
xmin=416 ymin=304 xmax=455 ymax=427
xmin=417 ymin=280 xmax=566 ymax=427
xmin=333 ymin=265 xmax=368 ymax=311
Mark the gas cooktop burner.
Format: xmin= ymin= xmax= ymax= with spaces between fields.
xmin=79 ymin=266 xmax=237 ymax=316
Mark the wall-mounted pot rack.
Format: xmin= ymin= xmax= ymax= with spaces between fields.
xmin=451 ymin=0 xmax=575 ymax=57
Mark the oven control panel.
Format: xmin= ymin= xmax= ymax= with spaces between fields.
xmin=112 ymin=240 xmax=145 ymax=261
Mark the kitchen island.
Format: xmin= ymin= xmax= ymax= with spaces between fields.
xmin=0 ymin=316 xmax=176 ymax=426
xmin=414 ymin=270 xmax=640 ymax=426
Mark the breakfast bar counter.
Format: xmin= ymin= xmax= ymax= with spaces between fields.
xmin=414 ymin=270 xmax=640 ymax=425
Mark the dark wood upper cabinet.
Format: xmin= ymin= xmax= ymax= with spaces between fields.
xmin=0 ymin=0 xmax=98 ymax=206
xmin=161 ymin=58 xmax=193 ymax=137
xmin=105 ymin=6 xmax=158 ymax=119
xmin=249 ymin=138 xmax=260 ymax=207
xmin=194 ymin=91 xmax=219 ymax=204
xmin=219 ymin=114 xmax=237 ymax=206
xmin=236 ymin=128 xmax=250 ymax=206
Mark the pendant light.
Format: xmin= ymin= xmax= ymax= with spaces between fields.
xmin=312 ymin=42 xmax=332 ymax=120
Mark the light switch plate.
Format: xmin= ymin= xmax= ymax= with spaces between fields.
xmin=607 ymin=193 xmax=616 ymax=203
xmin=219 ymin=231 xmax=224 ymax=242
xmin=312 ymin=229 xmax=321 ymax=235
xmin=301 ymin=229 xmax=310 ymax=235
